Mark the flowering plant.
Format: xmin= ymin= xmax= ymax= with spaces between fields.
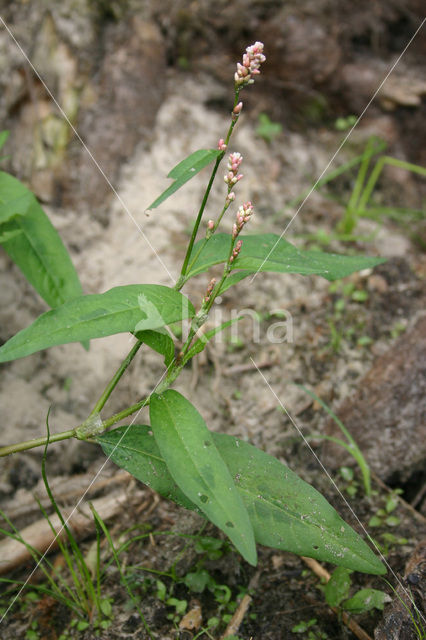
xmin=0 ymin=43 xmax=386 ymax=574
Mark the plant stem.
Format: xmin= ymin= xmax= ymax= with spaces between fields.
xmin=184 ymin=199 xmax=231 ymax=279
xmin=178 ymin=89 xmax=241 ymax=281
xmin=0 ymin=428 xmax=77 ymax=456
xmin=89 ymin=339 xmax=143 ymax=416
xmin=100 ymin=397 xmax=150 ymax=430
xmin=178 ymin=154 xmax=224 ymax=280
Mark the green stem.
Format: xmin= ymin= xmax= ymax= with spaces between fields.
xmin=179 ymin=154 xmax=224 ymax=280
xmin=178 ymin=89 xmax=241 ymax=281
xmin=89 ymin=339 xmax=143 ymax=416
xmin=101 ymin=397 xmax=150 ymax=430
xmin=0 ymin=428 xmax=77 ymax=456
xmin=175 ymin=234 xmax=236 ymax=363
xmin=185 ymin=199 xmax=231 ymax=278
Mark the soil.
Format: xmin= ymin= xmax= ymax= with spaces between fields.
xmin=0 ymin=3 xmax=425 ymax=639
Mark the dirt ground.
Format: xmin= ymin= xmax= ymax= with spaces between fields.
xmin=0 ymin=2 xmax=425 ymax=639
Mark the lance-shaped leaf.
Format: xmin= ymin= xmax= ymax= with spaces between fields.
xmin=99 ymin=425 xmax=385 ymax=575
xmin=0 ymin=285 xmax=194 ymax=362
xmin=146 ymin=149 xmax=222 ymax=211
xmin=134 ymin=328 xmax=175 ymax=367
xmin=0 ymin=171 xmax=83 ymax=308
xmin=186 ymin=233 xmax=385 ymax=284
xmin=149 ymin=390 xmax=257 ymax=566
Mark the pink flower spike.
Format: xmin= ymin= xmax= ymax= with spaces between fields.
xmin=217 ymin=138 xmax=227 ymax=151
xmin=207 ymin=220 xmax=215 ymax=230
xmin=234 ymin=41 xmax=265 ymax=89
xmin=233 ymin=102 xmax=243 ymax=115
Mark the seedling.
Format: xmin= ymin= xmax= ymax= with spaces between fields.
xmin=288 ymin=135 xmax=426 ymax=243
xmin=292 ymin=618 xmax=328 ymax=638
xmin=368 ymin=489 xmax=403 ymax=528
xmin=339 ymin=466 xmax=359 ymax=497
xmin=323 ymin=280 xmax=372 ymax=353
xmin=325 ymin=566 xmax=388 ymax=614
xmin=0 ymin=42 xmax=386 ymax=596
xmin=298 ymin=385 xmax=372 ymax=496
xmin=255 ymin=113 xmax=283 ymax=143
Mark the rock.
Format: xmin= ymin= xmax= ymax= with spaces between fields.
xmin=0 ymin=3 xmax=166 ymax=221
xmin=323 ymin=315 xmax=426 ymax=484
xmin=58 ymin=16 xmax=166 ymax=221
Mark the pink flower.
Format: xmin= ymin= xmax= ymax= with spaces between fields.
xmin=234 ymin=41 xmax=265 ymax=88
xmin=232 ymin=201 xmax=254 ymax=238
xmin=224 ymin=152 xmax=244 ymax=188
xmin=203 ymin=278 xmax=217 ymax=303
xmin=217 ymin=138 xmax=227 ymax=151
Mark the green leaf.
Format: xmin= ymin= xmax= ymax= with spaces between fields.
xmin=342 ymin=588 xmax=388 ymax=614
xmin=325 ymin=567 xmax=352 ymax=607
xmin=0 ymin=131 xmax=9 ymax=151
xmin=256 ymin=113 xmax=282 ymax=143
xmin=149 ymin=390 xmax=257 ymax=566
xmin=0 ymin=228 xmax=23 ymax=243
xmin=0 ymin=171 xmax=83 ymax=308
xmin=0 ymin=285 xmax=194 ymax=362
xmin=368 ymin=515 xmax=383 ymax=527
xmin=98 ymin=426 xmax=386 ymax=574
xmin=187 ymin=233 xmax=386 ymax=285
xmin=146 ymin=149 xmax=222 ymax=211
xmin=134 ymin=328 xmax=175 ymax=367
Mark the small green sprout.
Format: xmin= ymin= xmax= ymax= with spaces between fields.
xmin=256 ymin=113 xmax=283 ymax=143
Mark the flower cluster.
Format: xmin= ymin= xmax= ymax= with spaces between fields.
xmin=203 ymin=278 xmax=216 ymax=303
xmin=217 ymin=138 xmax=227 ymax=151
xmin=224 ymin=152 xmax=243 ymax=188
xmin=229 ymin=239 xmax=243 ymax=264
xmin=232 ymin=201 xmax=254 ymax=239
xmin=234 ymin=41 xmax=266 ymax=88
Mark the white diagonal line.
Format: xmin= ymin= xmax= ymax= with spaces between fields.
xmin=248 ymin=16 xmax=426 ymax=284
xmin=0 ymin=16 xmax=175 ymax=284
xmin=250 ymin=356 xmax=426 ymax=624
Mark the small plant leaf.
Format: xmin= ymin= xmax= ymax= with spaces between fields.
xmin=0 ymin=171 xmax=83 ymax=308
xmin=146 ymin=149 xmax=221 ymax=211
xmin=134 ymin=328 xmax=175 ymax=367
xmin=149 ymin=390 xmax=257 ymax=566
xmin=342 ymin=588 xmax=389 ymax=613
xmin=0 ymin=130 xmax=9 ymax=151
xmin=325 ymin=567 xmax=352 ymax=607
xmin=187 ymin=233 xmax=385 ymax=284
xmin=98 ymin=426 xmax=385 ymax=574
xmin=0 ymin=285 xmax=194 ymax=362
xmin=256 ymin=113 xmax=282 ymax=143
